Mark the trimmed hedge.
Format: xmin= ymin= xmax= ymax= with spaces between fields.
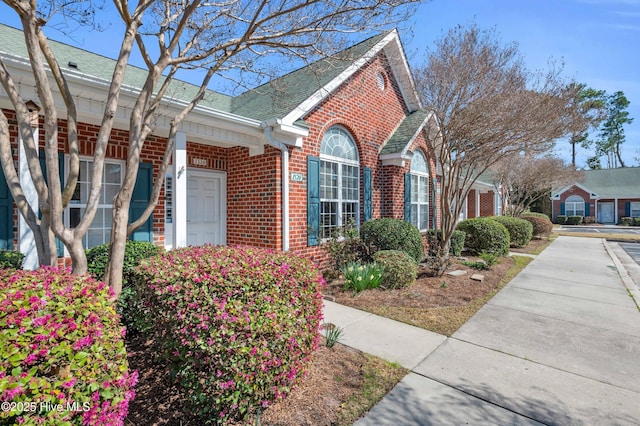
xmin=490 ymin=216 xmax=533 ymax=247
xmin=86 ymin=241 xmax=162 ymax=334
xmin=0 ymin=267 xmax=137 ymax=425
xmin=556 ymin=215 xmax=568 ymax=224
xmin=373 ymin=250 xmax=418 ymax=289
xmin=619 ymin=217 xmax=633 ymax=226
xmin=0 ymin=250 xmax=24 ymax=270
xmin=567 ymin=215 xmax=583 ymax=225
xmin=133 ymin=245 xmax=323 ymax=424
xmin=426 ymin=230 xmax=466 ymax=257
xmin=360 ymin=218 xmax=423 ymax=263
xmin=521 ymin=215 xmax=553 ymax=238
xmin=456 ymin=218 xmax=510 ymax=256
xmin=520 ymin=212 xmax=550 ymax=220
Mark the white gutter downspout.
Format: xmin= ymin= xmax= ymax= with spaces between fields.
xmin=264 ymin=126 xmax=290 ymax=251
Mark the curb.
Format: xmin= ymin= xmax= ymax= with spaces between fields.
xmin=603 ymin=240 xmax=640 ymax=311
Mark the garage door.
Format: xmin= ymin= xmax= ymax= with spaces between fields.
xmin=187 ymin=170 xmax=226 ymax=246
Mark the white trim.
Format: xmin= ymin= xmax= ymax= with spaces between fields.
xmin=282 ymin=30 xmax=421 ymax=125
xmin=18 ymin=130 xmax=39 ymax=270
xmin=551 ymin=182 xmax=600 ymax=199
xmin=173 ymin=132 xmax=188 ymax=249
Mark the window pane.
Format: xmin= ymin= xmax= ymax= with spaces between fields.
xmin=411 ymin=204 xmax=418 ymax=228
xmin=87 ymin=229 xmax=103 ymax=249
xmin=342 ymin=165 xmax=358 ymax=201
xmin=420 ymin=205 xmax=429 ymax=230
xmin=411 ymin=175 xmax=418 ymax=202
xmin=69 ymin=208 xmax=83 ymax=228
xmin=320 ymin=161 xmax=338 ymax=199
xmin=103 ymin=184 xmax=120 ymax=204
xmin=631 ymin=202 xmax=640 ymax=217
xmin=320 ymin=127 xmax=358 ymax=162
xmin=320 ymin=202 xmax=337 ymax=239
xmin=419 ymin=177 xmax=429 ymax=203
xmin=410 ymin=150 xmax=428 ymax=173
xmin=104 ymin=163 xmax=121 ymax=184
xmin=342 ymin=202 xmax=357 ymax=228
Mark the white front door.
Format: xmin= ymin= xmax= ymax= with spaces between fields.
xmin=187 ymin=170 xmax=226 ymax=246
xmin=599 ymin=202 xmax=614 ymax=223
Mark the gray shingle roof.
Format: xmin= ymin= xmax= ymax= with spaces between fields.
xmin=230 ymin=32 xmax=388 ymax=122
xmin=0 ymin=24 xmax=234 ymax=111
xmin=380 ymin=109 xmax=430 ymax=155
xmin=579 ymin=167 xmax=640 ymax=198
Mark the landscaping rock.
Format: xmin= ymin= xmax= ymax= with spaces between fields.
xmin=470 ymin=274 xmax=484 ymax=282
xmin=447 ymin=270 xmax=467 ymax=277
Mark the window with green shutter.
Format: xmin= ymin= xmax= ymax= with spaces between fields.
xmin=307 ymin=156 xmax=320 ymax=246
xmin=129 ymin=162 xmax=154 ymax=242
xmin=363 ymin=167 xmax=372 ymax=222
xmin=0 ymin=166 xmax=13 ymax=250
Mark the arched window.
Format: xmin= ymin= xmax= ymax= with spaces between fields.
xmin=410 ymin=150 xmax=430 ymax=230
xmin=565 ymin=195 xmax=585 ymax=216
xmin=320 ymin=127 xmax=359 ymax=238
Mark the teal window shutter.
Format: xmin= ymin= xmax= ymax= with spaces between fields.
xmin=363 ymin=167 xmax=372 ymax=222
xmin=129 ymin=162 xmax=153 ymax=242
xmin=307 ymin=156 xmax=320 ymax=246
xmin=404 ymin=173 xmax=411 ymax=223
xmin=560 ymin=202 xmax=565 ymax=215
xmin=432 ymin=177 xmax=437 ymax=229
xmin=38 ymin=152 xmax=65 ymax=256
xmin=0 ymin=165 xmax=13 ymax=250
xmin=625 ymin=202 xmax=631 ymax=217
xmin=585 ymin=203 xmax=590 ymax=217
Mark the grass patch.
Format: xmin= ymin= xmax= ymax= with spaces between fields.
xmin=337 ymin=355 xmax=408 ymax=425
xmin=553 ymin=231 xmax=640 ymax=241
xmin=367 ymin=256 xmax=533 ymax=336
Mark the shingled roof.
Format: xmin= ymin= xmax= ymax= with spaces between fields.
xmin=380 ymin=109 xmax=431 ymax=155
xmin=579 ymin=167 xmax=640 ymax=198
xmin=230 ymin=32 xmax=388 ymax=122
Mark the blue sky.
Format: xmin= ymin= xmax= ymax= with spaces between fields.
xmin=1 ymin=0 xmax=638 ymax=168
xmin=405 ymin=0 xmax=640 ymax=168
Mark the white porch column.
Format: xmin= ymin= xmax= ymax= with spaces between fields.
xmin=18 ymin=131 xmax=39 ymax=270
xmin=173 ymin=131 xmax=188 ymax=248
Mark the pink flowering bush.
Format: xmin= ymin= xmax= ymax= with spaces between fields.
xmin=133 ymin=245 xmax=324 ymax=424
xmin=0 ymin=267 xmax=137 ymax=425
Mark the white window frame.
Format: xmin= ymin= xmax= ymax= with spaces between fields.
xmin=65 ymin=156 xmax=125 ymax=249
xmin=630 ymin=202 xmax=640 ymax=217
xmin=410 ymin=150 xmax=430 ymax=231
xmin=319 ymin=126 xmax=360 ymax=239
xmin=565 ymin=195 xmax=585 ymax=216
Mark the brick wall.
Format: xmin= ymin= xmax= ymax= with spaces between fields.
xmin=552 ymin=186 xmax=592 ymax=221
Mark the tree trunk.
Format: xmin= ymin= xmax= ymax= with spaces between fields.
xmin=105 ymin=184 xmax=134 ymax=298
xmin=69 ymin=238 xmax=87 ymax=275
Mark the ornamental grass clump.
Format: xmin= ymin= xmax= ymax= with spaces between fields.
xmin=0 ymin=267 xmax=137 ymax=426
xmin=342 ymin=262 xmax=383 ymax=293
xmin=132 ymin=245 xmax=324 ymax=424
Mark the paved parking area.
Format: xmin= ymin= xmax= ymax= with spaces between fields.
xmin=557 ymin=226 xmax=640 ymax=235
xmin=620 ymin=242 xmax=640 ymax=265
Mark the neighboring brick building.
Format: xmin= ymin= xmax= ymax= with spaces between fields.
xmin=551 ymin=167 xmax=640 ymax=224
xmin=0 ymin=24 xmax=450 ymax=269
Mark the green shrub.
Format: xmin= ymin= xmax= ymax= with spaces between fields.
xmin=86 ymin=241 xmax=162 ymax=334
xmin=583 ymin=216 xmax=597 ymax=224
xmin=133 ymin=245 xmax=323 ymax=424
xmin=0 ymin=250 xmax=24 ymax=270
xmin=373 ymin=250 xmax=418 ymax=289
xmin=361 ymin=218 xmax=423 ymax=263
xmin=634 ymin=217 xmax=640 ymax=226
xmin=342 ymin=262 xmax=383 ymax=293
xmin=426 ymin=230 xmax=466 ymax=257
xmin=489 ymin=216 xmax=533 ymax=247
xmin=567 ymin=215 xmax=583 ymax=225
xmin=456 ymin=218 xmax=510 ymax=256
xmin=480 ymin=252 xmax=500 ymax=267
xmin=619 ymin=217 xmax=633 ymax=226
xmin=0 ymin=267 xmax=137 ymax=425
xmin=324 ymin=226 xmax=368 ymax=277
xmin=521 ymin=215 xmax=553 ymax=238
xmin=556 ymin=215 xmax=568 ymax=224
xmin=521 ymin=212 xmax=550 ymax=220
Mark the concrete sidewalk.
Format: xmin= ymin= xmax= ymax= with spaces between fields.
xmin=323 ymin=236 xmax=640 ymax=425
